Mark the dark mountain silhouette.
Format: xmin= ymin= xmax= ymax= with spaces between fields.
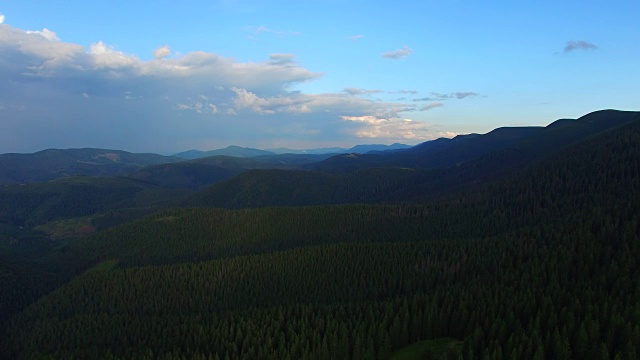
xmin=313 ymin=109 xmax=640 ymax=173
xmin=0 ymin=148 xmax=179 ymax=185
xmin=191 ymin=110 xmax=640 ymax=208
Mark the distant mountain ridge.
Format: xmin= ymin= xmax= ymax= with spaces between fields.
xmin=175 ymin=143 xmax=412 ymax=159
xmin=2 ymin=110 xmax=638 ymax=190
xmin=173 ymin=146 xmax=276 ymax=159
xmin=270 ymin=143 xmax=412 ymax=154
xmin=0 ymin=148 xmax=180 ymax=185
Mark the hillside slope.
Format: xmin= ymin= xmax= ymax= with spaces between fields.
xmin=0 ymin=148 xmax=179 ymax=185
xmin=314 ymin=109 xmax=640 ymax=173
xmin=2 ymin=110 xmax=639 ymax=359
xmin=189 ymin=110 xmax=640 ymax=208
xmin=0 ymin=176 xmax=190 ymax=227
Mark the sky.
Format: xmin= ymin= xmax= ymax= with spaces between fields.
xmin=0 ymin=0 xmax=638 ymax=154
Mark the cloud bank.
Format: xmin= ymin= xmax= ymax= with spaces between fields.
xmin=0 ymin=22 xmax=452 ymax=153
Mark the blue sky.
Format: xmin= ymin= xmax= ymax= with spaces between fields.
xmin=0 ymin=0 xmax=638 ymax=153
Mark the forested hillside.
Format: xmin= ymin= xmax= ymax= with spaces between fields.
xmin=312 ymin=109 xmax=640 ymax=173
xmin=0 ymin=112 xmax=638 ymax=359
xmin=189 ymin=110 xmax=640 ymax=208
xmin=0 ymin=176 xmax=191 ymax=228
xmin=0 ymin=148 xmax=179 ymax=185
xmin=128 ymin=155 xmax=309 ymax=190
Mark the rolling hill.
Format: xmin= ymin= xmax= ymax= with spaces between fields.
xmin=0 ymin=176 xmax=191 ymax=228
xmin=0 ymin=148 xmax=180 ymax=185
xmin=127 ymin=155 xmax=326 ymax=190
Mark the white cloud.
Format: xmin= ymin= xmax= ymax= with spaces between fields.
xmin=341 ymin=115 xmax=437 ymax=140
xmin=349 ymin=34 xmax=365 ymax=41
xmin=231 ymin=87 xmax=312 ymax=114
xmin=436 ymin=131 xmax=457 ymax=138
xmin=0 ymin=14 xmax=5 ymax=24
xmin=341 ymin=115 xmax=387 ymax=125
xmin=26 ymin=28 xmax=60 ymax=41
xmin=0 ymin=24 xmax=319 ymax=86
xmin=232 ymin=87 xmax=276 ymax=114
xmin=0 ymin=22 xmax=454 ymax=152
xmin=0 ymin=26 xmax=84 ymax=71
xmin=89 ymin=41 xmax=139 ymax=69
xmin=153 ymin=45 xmax=171 ymax=59
xmin=382 ymin=46 xmax=413 ymax=59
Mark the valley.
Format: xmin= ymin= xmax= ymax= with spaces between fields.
xmin=1 ymin=109 xmax=639 ymax=359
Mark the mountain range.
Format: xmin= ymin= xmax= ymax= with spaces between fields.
xmin=1 ymin=109 xmax=637 ymax=222
xmin=173 ymin=143 xmax=412 ymax=159
xmin=3 ymin=109 xmax=636 ymax=189
xmin=1 ymin=109 xmax=639 ymax=359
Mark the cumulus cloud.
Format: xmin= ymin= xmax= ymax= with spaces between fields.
xmin=232 ymin=87 xmax=314 ymax=114
xmin=563 ymin=40 xmax=598 ymax=53
xmin=0 ymin=14 xmax=4 ymax=24
xmin=90 ymin=41 xmax=138 ymax=69
xmin=0 ymin=22 xmax=453 ymax=152
xmin=0 ymin=26 xmax=84 ymax=71
xmin=382 ymin=46 xmax=413 ymax=59
xmin=25 ymin=28 xmax=60 ymax=41
xmin=341 ymin=115 xmax=438 ymax=140
xmin=153 ymin=45 xmax=171 ymax=59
